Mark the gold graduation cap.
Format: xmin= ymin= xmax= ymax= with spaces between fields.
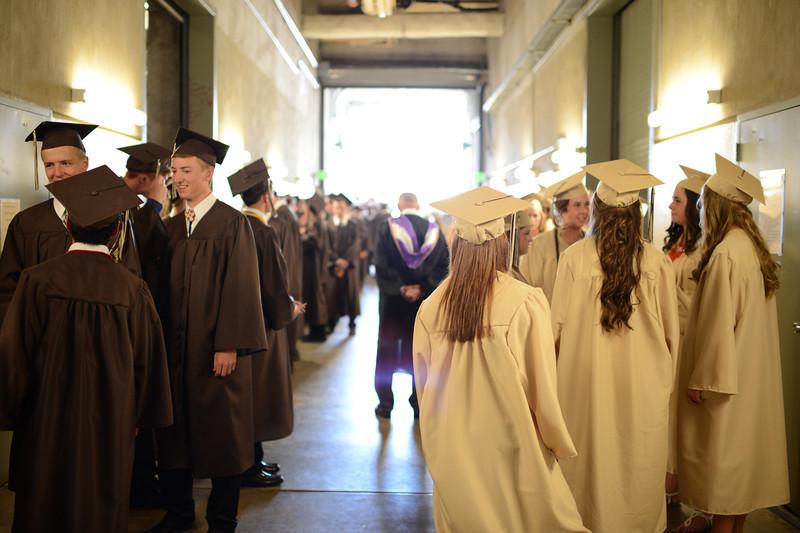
xmin=505 ymin=209 xmax=533 ymax=231
xmin=172 ymin=127 xmax=229 ymax=166
xmin=119 ymin=142 xmax=173 ymax=174
xmin=25 ymin=120 xmax=98 ymax=191
xmin=584 ymin=159 xmax=663 ymax=207
xmin=228 ymin=158 xmax=270 ymax=196
xmin=705 ymin=153 xmax=765 ymax=205
xmin=542 ymin=170 xmax=589 ymax=202
xmin=45 ymin=165 xmax=140 ymax=229
xmin=677 ymin=165 xmax=711 ymax=195
xmin=431 ymin=187 xmax=530 ymax=245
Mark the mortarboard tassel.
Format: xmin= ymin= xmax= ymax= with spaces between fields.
xmin=32 ymin=130 xmax=39 ymax=191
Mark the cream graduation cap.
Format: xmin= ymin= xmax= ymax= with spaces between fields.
xmin=541 ymin=170 xmax=589 ymax=202
xmin=431 ymin=186 xmax=530 ymax=245
xmin=677 ymin=165 xmax=711 ymax=195
xmin=583 ymin=159 xmax=663 ymax=207
xmin=705 ymin=153 xmax=765 ymax=205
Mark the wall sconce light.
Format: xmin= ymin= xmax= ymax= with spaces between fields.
xmin=70 ymin=88 xmax=86 ymax=103
xmin=706 ymin=89 xmax=722 ymax=104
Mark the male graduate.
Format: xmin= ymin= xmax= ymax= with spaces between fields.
xmin=267 ymin=185 xmax=304 ymax=362
xmin=151 ymin=128 xmax=268 ymax=533
xmin=119 ymin=141 xmax=174 ymax=508
xmin=228 ymin=160 xmax=305 ymax=487
xmin=299 ymin=194 xmax=330 ymax=342
xmin=0 ymin=166 xmax=173 ymax=533
xmin=0 ymin=121 xmax=141 ymax=324
xmin=373 ymin=193 xmax=449 ymax=418
xmin=326 ymin=194 xmax=362 ymax=336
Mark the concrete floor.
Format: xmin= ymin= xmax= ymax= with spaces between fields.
xmin=1 ymin=279 xmax=798 ymax=532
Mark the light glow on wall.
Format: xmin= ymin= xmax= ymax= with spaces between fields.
xmin=70 ymin=67 xmax=146 ymax=137
xmin=650 ymin=70 xmax=724 ymax=138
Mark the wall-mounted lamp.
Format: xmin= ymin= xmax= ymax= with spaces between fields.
xmin=706 ymin=89 xmax=723 ymax=104
xmin=70 ymin=86 xmax=147 ymax=127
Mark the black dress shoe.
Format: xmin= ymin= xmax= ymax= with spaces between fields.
xmin=146 ymin=514 xmax=195 ymax=533
xmin=241 ymin=468 xmax=284 ymax=488
xmin=348 ymin=324 xmax=356 ymax=336
xmin=301 ymin=333 xmax=326 ymax=343
xmin=374 ymin=405 xmax=392 ymax=419
xmin=260 ymin=461 xmax=280 ymax=474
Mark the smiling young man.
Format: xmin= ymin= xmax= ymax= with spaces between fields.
xmin=151 ymin=128 xmax=268 ymax=533
xmin=0 ymin=121 xmax=141 ymax=325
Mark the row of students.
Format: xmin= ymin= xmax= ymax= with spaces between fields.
xmin=412 ymin=156 xmax=789 ymax=532
xmin=0 ymin=123 xmax=308 ymax=532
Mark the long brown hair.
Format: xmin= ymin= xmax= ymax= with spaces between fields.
xmin=589 ymin=195 xmax=644 ymax=332
xmin=692 ymin=188 xmax=780 ymax=297
xmin=663 ymin=188 xmax=701 ymax=253
xmin=439 ymin=234 xmax=509 ymax=343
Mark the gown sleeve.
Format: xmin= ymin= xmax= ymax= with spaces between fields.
xmin=0 ymin=214 xmax=26 ymax=324
xmin=130 ymin=283 xmax=174 ymax=428
xmin=412 ymin=308 xmax=432 ymax=404
xmin=214 ymin=216 xmax=269 ymax=354
xmin=259 ymin=226 xmax=294 ymax=332
xmin=0 ymin=271 xmax=40 ymax=429
xmin=687 ymin=252 xmax=739 ymax=395
xmin=508 ymin=288 xmax=577 ymax=460
xmin=656 ymin=255 xmax=681 ymax=473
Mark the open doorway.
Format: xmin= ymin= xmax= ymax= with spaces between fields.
xmin=323 ymin=87 xmax=481 ymax=207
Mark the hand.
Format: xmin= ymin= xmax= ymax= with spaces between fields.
xmin=292 ymin=301 xmax=307 ymax=320
xmin=335 ymin=258 xmax=349 ymax=270
xmin=214 ymin=351 xmax=237 ymax=377
xmin=359 ymin=250 xmax=369 ymax=259
xmin=401 ymin=284 xmax=422 ymax=302
xmin=687 ymin=388 xmax=704 ymax=404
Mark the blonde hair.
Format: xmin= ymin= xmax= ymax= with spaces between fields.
xmin=693 ymin=188 xmax=780 ymax=297
xmin=439 ymin=235 xmax=509 ymax=343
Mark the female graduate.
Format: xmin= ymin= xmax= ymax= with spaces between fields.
xmin=551 ymin=159 xmax=679 ymax=533
xmin=677 ymin=154 xmax=789 ymax=533
xmin=662 ymin=165 xmax=711 ymax=532
xmin=413 ymin=187 xmax=588 ymax=533
xmin=519 ymin=171 xmax=589 ymax=300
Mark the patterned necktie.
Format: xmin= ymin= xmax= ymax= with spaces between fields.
xmin=185 ymin=207 xmax=196 ymax=236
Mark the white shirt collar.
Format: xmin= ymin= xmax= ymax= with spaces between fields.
xmin=400 ymin=208 xmax=421 ymax=217
xmin=68 ymin=242 xmax=111 ymax=255
xmin=333 ymin=215 xmax=350 ymax=227
xmin=186 ymin=192 xmax=217 ymax=231
xmin=53 ymin=198 xmax=67 ymax=223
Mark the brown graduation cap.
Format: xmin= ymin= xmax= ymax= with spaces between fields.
xmin=119 ymin=142 xmax=173 ymax=173
xmin=307 ymin=193 xmax=325 ymax=214
xmin=172 ymin=127 xmax=229 ymax=166
xmin=431 ymin=186 xmax=529 ymax=245
xmin=228 ymin=158 xmax=269 ymax=195
xmin=45 ymin=165 xmax=141 ymax=229
xmin=25 ymin=120 xmax=98 ymax=190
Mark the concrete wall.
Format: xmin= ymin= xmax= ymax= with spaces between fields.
xmin=485 ymin=0 xmax=586 ymax=181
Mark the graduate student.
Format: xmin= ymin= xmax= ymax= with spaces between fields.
xmin=151 ymin=128 xmax=268 ymax=533
xmin=228 ymin=159 xmax=305 ymax=487
xmin=0 ymin=166 xmax=173 ymax=533
xmin=662 ymin=164 xmax=708 ymax=524
xmin=519 ymin=170 xmax=589 ymax=300
xmin=119 ymin=142 xmax=175 ymax=508
xmin=413 ymin=187 xmax=588 ymax=533
xmin=373 ymin=192 xmax=449 ymax=419
xmin=299 ymin=194 xmax=330 ymax=342
xmin=505 ymin=209 xmax=533 ymax=283
xmin=326 ymin=194 xmax=362 ymax=336
xmin=550 ymin=160 xmax=679 ymax=533
xmin=677 ymin=154 xmax=789 ymax=533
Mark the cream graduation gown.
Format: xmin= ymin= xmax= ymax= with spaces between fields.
xmin=677 ymin=229 xmax=789 ymax=514
xmin=413 ymin=272 xmax=588 ymax=533
xmin=551 ymin=239 xmax=679 ymax=533
xmin=519 ymin=228 xmax=566 ymax=301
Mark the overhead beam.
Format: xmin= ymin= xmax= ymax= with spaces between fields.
xmin=302 ymin=13 xmax=504 ymax=40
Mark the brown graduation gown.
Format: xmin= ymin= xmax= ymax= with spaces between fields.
xmin=0 ymin=251 xmax=172 ymax=533
xmin=244 ymin=212 xmax=295 ymax=441
xmin=132 ymin=203 xmax=168 ymax=306
xmin=270 ymin=204 xmax=303 ymax=352
xmin=158 ymin=200 xmax=268 ymax=478
xmin=0 ymin=199 xmax=142 ymax=324
xmin=327 ymin=219 xmax=362 ymax=320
